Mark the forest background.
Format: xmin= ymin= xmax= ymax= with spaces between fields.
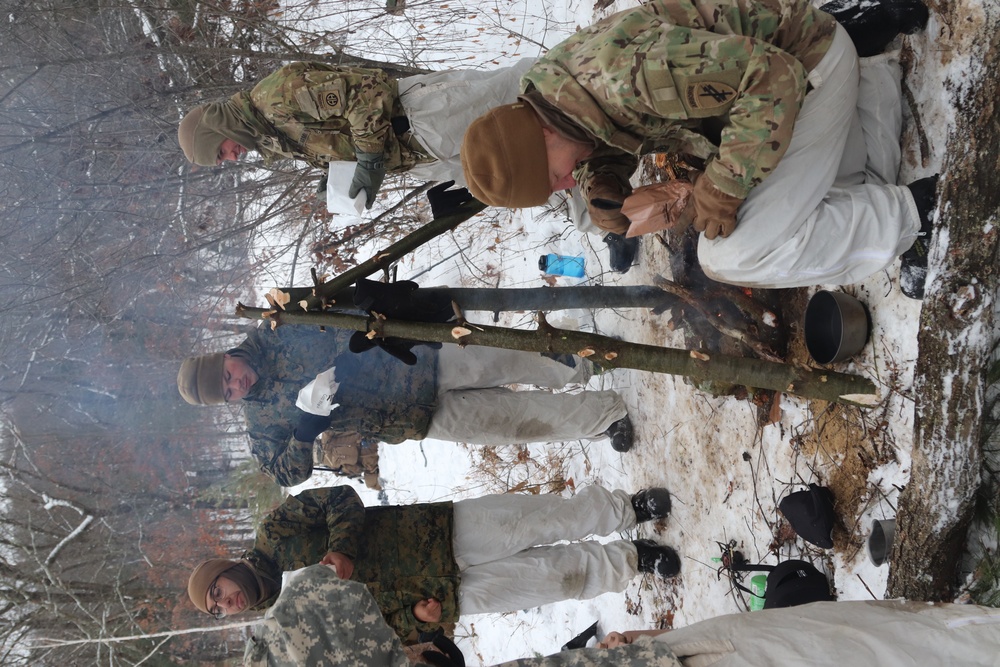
xmin=3 ymin=0 xmax=1000 ymax=665
xmin=0 ymin=0 xmax=605 ymax=663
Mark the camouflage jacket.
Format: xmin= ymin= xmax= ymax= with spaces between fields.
xmin=248 ymin=62 xmax=435 ymax=170
xmin=245 ymin=565 xmax=683 ymax=667
xmin=244 ymin=487 xmax=460 ymax=640
xmin=238 ymin=325 xmax=438 ymax=487
xmin=520 ymin=0 xmax=835 ymax=201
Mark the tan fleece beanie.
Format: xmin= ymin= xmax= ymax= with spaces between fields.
xmin=178 ymin=105 xmax=226 ymax=167
xmin=461 ymin=103 xmax=551 ymax=208
xmin=187 ymin=559 xmax=239 ymax=614
xmin=177 ymin=353 xmax=226 ymax=406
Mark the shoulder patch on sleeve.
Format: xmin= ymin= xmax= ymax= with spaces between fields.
xmin=685 ymin=80 xmax=737 ymax=110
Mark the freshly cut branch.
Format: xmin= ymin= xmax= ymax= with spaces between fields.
xmin=267 ymin=281 xmax=784 ymax=360
xmin=235 ymin=305 xmax=877 ymax=404
xmin=277 ymin=199 xmax=486 ymax=311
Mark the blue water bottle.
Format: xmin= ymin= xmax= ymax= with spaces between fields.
xmin=539 ymin=254 xmax=586 ymax=278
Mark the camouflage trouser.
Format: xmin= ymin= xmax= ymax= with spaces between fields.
xmin=450 ymin=485 xmax=639 ymax=615
xmin=426 ymin=345 xmax=627 ymax=446
xmin=698 ymin=25 xmax=920 ymax=288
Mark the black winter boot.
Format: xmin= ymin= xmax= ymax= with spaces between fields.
xmin=603 ymin=233 xmax=639 ymax=274
xmin=631 ymin=488 xmax=673 ymax=523
xmin=605 ymin=415 xmax=634 ymax=453
xmin=633 ymin=539 xmax=681 ymax=578
xmin=899 ymin=174 xmax=940 ymax=300
xmin=820 ymin=0 xmax=929 ymax=57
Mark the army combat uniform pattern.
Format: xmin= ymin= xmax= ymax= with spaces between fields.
xmin=245 ymin=62 xmax=434 ymax=171
xmin=520 ymin=0 xmax=920 ymax=288
xmin=523 ymin=0 xmax=835 ymax=204
xmin=243 ymin=485 xmax=647 ymax=640
xmin=247 ymin=59 xmax=601 ymax=233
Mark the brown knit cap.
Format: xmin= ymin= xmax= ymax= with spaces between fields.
xmin=178 ymin=104 xmax=226 ymax=167
xmin=461 ymin=103 xmax=551 ymax=208
xmin=188 ymin=559 xmax=239 ymax=614
xmin=177 ymin=353 xmax=226 ymax=406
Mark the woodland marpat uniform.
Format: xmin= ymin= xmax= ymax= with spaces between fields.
xmin=520 ymin=0 xmax=835 ymax=203
xmin=242 ymin=62 xmax=433 ymax=170
xmin=237 ymin=325 xmax=437 ymax=486
xmin=243 ymin=486 xmax=459 ymax=640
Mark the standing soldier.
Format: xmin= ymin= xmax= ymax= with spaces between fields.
xmin=187 ymin=485 xmax=679 ymax=640
xmin=177 ymin=60 xmax=640 ymax=272
xmin=176 ymin=319 xmax=635 ymax=487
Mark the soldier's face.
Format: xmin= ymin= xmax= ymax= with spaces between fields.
xmin=206 ymin=575 xmax=247 ymax=618
xmin=216 ymin=138 xmax=247 ymax=165
xmin=542 ymin=127 xmax=593 ymax=193
xmin=222 ymin=354 xmax=258 ymax=402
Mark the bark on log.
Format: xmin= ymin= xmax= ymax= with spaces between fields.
xmin=885 ymin=20 xmax=1000 ymax=599
xmin=235 ymin=305 xmax=877 ymax=404
xmin=269 ymin=281 xmax=782 ymax=357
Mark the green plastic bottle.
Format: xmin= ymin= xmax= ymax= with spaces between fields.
xmin=749 ymin=574 xmax=767 ymax=611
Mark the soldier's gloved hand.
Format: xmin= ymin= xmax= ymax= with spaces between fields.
xmin=348 ymin=279 xmax=451 ymax=366
xmin=421 ymin=634 xmax=466 ymax=667
xmin=691 ymin=176 xmax=743 ymax=240
xmin=427 ymin=180 xmax=474 ymax=218
xmin=353 ymin=278 xmax=454 ymax=323
xmin=292 ymin=411 xmax=333 ymax=443
xmin=584 ymin=176 xmax=631 ymax=234
xmin=349 ymin=330 xmax=441 ymax=366
xmin=348 ymin=151 xmax=386 ymax=209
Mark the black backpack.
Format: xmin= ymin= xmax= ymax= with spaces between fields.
xmin=731 ymin=559 xmax=834 ymax=609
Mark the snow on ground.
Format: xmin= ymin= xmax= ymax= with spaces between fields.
xmin=298 ymin=209 xmax=929 ymax=664
xmin=285 ymin=0 xmax=969 ymax=664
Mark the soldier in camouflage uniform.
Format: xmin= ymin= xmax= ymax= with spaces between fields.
xmin=177 ymin=324 xmax=632 ymax=487
xmin=177 ymin=62 xmax=436 ymax=209
xmin=188 ymin=484 xmax=680 ymax=640
xmin=460 ymin=0 xmax=938 ymax=294
xmin=246 ymin=564 xmax=1000 ymax=667
xmin=176 ymin=60 xmax=644 ymax=271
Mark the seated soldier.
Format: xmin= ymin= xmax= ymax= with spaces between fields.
xmin=187 ymin=485 xmax=679 ymax=640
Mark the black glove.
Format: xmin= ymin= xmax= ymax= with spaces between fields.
xmin=349 ymin=330 xmax=440 ymax=366
xmin=427 ymin=180 xmax=474 ymax=218
xmin=348 ymin=279 xmax=453 ymax=365
xmin=421 ymin=635 xmax=465 ymax=667
xmin=292 ymin=411 xmax=333 ymax=443
xmin=353 ymin=279 xmax=454 ymax=323
xmin=348 ymin=151 xmax=386 ymax=209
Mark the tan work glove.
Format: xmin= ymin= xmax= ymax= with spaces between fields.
xmin=583 ymin=175 xmax=631 ymax=235
xmin=690 ymin=175 xmax=744 ymax=240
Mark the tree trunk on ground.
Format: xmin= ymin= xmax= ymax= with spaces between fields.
xmin=273 ymin=284 xmax=678 ymax=314
xmin=236 ymin=305 xmax=876 ymax=403
xmin=269 ymin=282 xmax=784 ymax=359
xmin=886 ymin=14 xmax=1000 ymax=599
